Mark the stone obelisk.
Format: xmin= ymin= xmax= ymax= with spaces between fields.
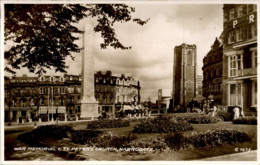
xmin=80 ymin=22 xmax=99 ymax=119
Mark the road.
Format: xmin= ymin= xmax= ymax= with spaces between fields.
xmin=4 ymin=123 xmax=65 ymax=161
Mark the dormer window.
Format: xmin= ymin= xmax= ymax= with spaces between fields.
xmin=60 ymin=76 xmax=64 ymax=82
xmin=50 ymin=76 xmax=55 ymax=82
xmin=40 ymin=76 xmax=45 ymax=82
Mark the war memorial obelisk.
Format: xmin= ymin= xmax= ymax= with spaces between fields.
xmin=80 ymin=22 xmax=99 ymax=119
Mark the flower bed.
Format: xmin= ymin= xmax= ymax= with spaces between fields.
xmin=33 ymin=125 xmax=73 ymax=139
xmin=71 ymin=130 xmax=103 ymax=144
xmin=232 ymin=117 xmax=257 ymax=125
xmin=175 ymin=114 xmax=220 ymax=124
xmin=164 ymin=129 xmax=251 ymax=151
xmin=94 ymin=132 xmax=137 ymax=149
xmin=132 ymin=116 xmax=193 ymax=133
xmin=87 ymin=119 xmax=130 ymax=129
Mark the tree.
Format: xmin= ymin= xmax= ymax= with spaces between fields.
xmin=5 ymin=4 xmax=149 ymax=75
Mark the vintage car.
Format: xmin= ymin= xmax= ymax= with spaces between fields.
xmin=216 ymin=106 xmax=235 ymax=121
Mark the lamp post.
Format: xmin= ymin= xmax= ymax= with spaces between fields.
xmin=51 ymin=86 xmax=54 ymax=122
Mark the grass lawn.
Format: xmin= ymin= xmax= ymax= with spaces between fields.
xmin=70 ymin=120 xmax=257 ymax=161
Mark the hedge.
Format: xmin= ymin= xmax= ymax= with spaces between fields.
xmin=87 ymin=119 xmax=130 ymax=129
xmin=232 ymin=117 xmax=257 ymax=125
xmin=132 ymin=116 xmax=193 ymax=133
xmin=175 ymin=114 xmax=220 ymax=124
xmin=164 ymin=129 xmax=251 ymax=151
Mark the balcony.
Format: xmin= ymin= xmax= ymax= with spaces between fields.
xmin=237 ymin=68 xmax=257 ymax=77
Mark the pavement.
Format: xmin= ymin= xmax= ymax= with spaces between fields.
xmin=4 ymin=120 xmax=91 ymax=130
xmin=197 ymin=150 xmax=257 ymax=161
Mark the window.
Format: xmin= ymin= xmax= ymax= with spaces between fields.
xmin=229 ymin=56 xmax=237 ymax=77
xmin=79 ymin=76 xmax=82 ymax=81
xmin=248 ymin=4 xmax=257 ymax=13
xmin=41 ymin=98 xmax=44 ymax=105
xmin=40 ymin=87 xmax=45 ymax=94
xmin=236 ymin=28 xmax=244 ymax=41
xmin=50 ymin=77 xmax=55 ymax=82
xmin=229 ymin=8 xmax=235 ymax=19
xmin=224 ymin=11 xmax=229 ymax=21
xmin=237 ymin=5 xmax=244 ymax=17
xmin=228 ymin=30 xmax=235 ymax=43
xmin=60 ymin=98 xmax=64 ymax=105
xmin=96 ymin=78 xmax=98 ymax=83
xmin=59 ymin=88 xmax=65 ymax=94
xmin=252 ymin=23 xmax=257 ymax=38
xmin=70 ymin=76 xmax=73 ymax=81
xmin=117 ymin=96 xmax=120 ymax=103
xmin=68 ymin=87 xmax=74 ymax=93
xmin=253 ymin=50 xmax=257 ymax=68
xmin=229 ymin=84 xmax=241 ymax=106
xmin=40 ymin=76 xmax=45 ymax=81
xmin=22 ymin=100 xmax=25 ymax=107
xmin=187 ymin=50 xmax=193 ymax=66
xmin=60 ymin=77 xmax=64 ymax=82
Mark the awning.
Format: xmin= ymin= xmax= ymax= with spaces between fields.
xmin=124 ymin=105 xmax=135 ymax=110
xmin=39 ymin=107 xmax=66 ymax=114
xmin=4 ymin=107 xmax=37 ymax=111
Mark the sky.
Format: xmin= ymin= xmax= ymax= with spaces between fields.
xmin=4 ymin=3 xmax=223 ymax=102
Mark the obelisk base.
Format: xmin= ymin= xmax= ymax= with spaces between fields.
xmin=80 ymin=98 xmax=99 ymax=120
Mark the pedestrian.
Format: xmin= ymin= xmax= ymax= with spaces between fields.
xmin=19 ymin=116 xmax=22 ymax=124
xmin=34 ymin=120 xmax=37 ymax=129
xmin=233 ymin=105 xmax=240 ymax=119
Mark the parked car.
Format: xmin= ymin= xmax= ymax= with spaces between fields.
xmin=216 ymin=106 xmax=235 ymax=121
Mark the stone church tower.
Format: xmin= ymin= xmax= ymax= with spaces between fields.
xmin=172 ymin=43 xmax=197 ymax=108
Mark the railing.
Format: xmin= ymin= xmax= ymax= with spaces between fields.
xmin=237 ymin=68 xmax=257 ymax=77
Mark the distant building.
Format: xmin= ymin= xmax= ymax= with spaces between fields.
xmin=158 ymin=89 xmax=171 ymax=111
xmin=196 ymin=75 xmax=203 ymax=102
xmin=4 ymin=71 xmax=141 ymax=122
xmin=172 ymin=43 xmax=197 ymax=108
xmin=222 ymin=4 xmax=257 ymax=114
xmin=202 ymin=35 xmax=223 ymax=105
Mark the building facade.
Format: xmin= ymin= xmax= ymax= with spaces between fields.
xmin=172 ymin=43 xmax=197 ymax=108
xmin=222 ymin=4 xmax=257 ymax=114
xmin=4 ymin=71 xmax=141 ymax=122
xmin=202 ymin=36 xmax=223 ymax=105
xmin=158 ymin=89 xmax=171 ymax=111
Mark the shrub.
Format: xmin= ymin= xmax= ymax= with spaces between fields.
xmin=132 ymin=116 xmax=193 ymax=133
xmin=124 ymin=137 xmax=169 ymax=153
xmin=94 ymin=132 xmax=137 ymax=149
xmin=71 ymin=130 xmax=103 ymax=144
xmin=232 ymin=117 xmax=257 ymax=125
xmin=164 ymin=129 xmax=251 ymax=151
xmin=87 ymin=119 xmax=130 ymax=129
xmin=32 ymin=125 xmax=73 ymax=139
xmin=176 ymin=114 xmax=220 ymax=124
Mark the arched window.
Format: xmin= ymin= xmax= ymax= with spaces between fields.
xmin=187 ymin=50 xmax=193 ymax=66
xmin=40 ymin=76 xmax=45 ymax=81
xmin=60 ymin=77 xmax=64 ymax=82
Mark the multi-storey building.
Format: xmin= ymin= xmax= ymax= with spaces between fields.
xmin=202 ymin=35 xmax=223 ymax=105
xmin=172 ymin=43 xmax=197 ymax=109
xmin=4 ymin=71 xmax=141 ymax=122
xmin=222 ymin=4 xmax=257 ymax=114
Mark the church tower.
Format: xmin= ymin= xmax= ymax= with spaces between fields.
xmin=172 ymin=43 xmax=197 ymax=108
